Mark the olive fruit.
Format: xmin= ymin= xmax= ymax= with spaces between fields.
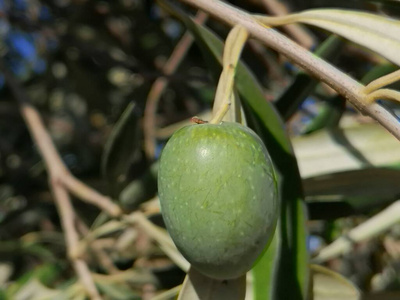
xmin=158 ymin=122 xmax=278 ymax=279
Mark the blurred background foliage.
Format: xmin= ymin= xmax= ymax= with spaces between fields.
xmin=1 ymin=0 xmax=400 ymax=299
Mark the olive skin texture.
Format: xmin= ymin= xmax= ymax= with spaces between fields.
xmin=158 ymin=122 xmax=278 ymax=279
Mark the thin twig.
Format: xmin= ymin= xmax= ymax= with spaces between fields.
xmin=143 ymin=11 xmax=208 ymax=159
xmin=176 ymin=0 xmax=400 ymax=141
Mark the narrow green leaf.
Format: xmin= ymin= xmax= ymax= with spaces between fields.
xmin=177 ymin=268 xmax=246 ymax=300
xmin=101 ymin=102 xmax=141 ymax=197
xmin=160 ymin=2 xmax=309 ymax=299
xmin=255 ymin=9 xmax=400 ymax=66
xmin=276 ymin=35 xmax=343 ymax=121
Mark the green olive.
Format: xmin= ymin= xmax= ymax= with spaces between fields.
xmin=158 ymin=122 xmax=278 ymax=279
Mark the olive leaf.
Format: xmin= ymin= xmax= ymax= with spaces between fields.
xmin=255 ymin=9 xmax=400 ymax=66
xmin=101 ymin=102 xmax=141 ymax=197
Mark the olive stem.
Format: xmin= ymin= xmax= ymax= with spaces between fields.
xmin=211 ymin=25 xmax=249 ymax=124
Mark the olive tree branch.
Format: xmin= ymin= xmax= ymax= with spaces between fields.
xmin=176 ymin=0 xmax=400 ymax=140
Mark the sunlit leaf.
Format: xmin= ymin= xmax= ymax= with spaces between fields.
xmin=255 ymin=9 xmax=400 ymax=66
